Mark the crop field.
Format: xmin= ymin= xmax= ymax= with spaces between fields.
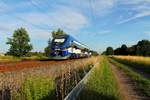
xmin=112 ymin=56 xmax=150 ymax=66
xmin=112 ymin=56 xmax=150 ymax=73
xmin=1 ymin=56 xmax=150 ymax=100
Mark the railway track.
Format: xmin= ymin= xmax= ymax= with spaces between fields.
xmin=0 ymin=60 xmax=73 ymax=72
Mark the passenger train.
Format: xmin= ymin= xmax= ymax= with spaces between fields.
xmin=50 ymin=34 xmax=91 ymax=60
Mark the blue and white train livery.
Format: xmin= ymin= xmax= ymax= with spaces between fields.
xmin=50 ymin=34 xmax=91 ymax=60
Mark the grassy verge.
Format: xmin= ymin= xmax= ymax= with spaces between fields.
xmin=13 ymin=76 xmax=56 ymax=100
xmin=109 ymin=58 xmax=150 ymax=97
xmin=0 ymin=56 xmax=50 ymax=62
xmin=20 ymin=56 xmax=50 ymax=61
xmin=78 ymin=57 xmax=122 ymax=100
xmin=112 ymin=56 xmax=150 ymax=73
xmin=0 ymin=56 xmax=21 ymax=62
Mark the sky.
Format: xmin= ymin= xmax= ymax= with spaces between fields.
xmin=0 ymin=0 xmax=150 ymax=53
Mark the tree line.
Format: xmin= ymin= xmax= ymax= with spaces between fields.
xmin=5 ymin=27 xmax=99 ymax=57
xmin=103 ymin=40 xmax=150 ymax=56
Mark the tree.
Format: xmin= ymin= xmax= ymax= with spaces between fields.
xmin=101 ymin=51 xmax=106 ymax=55
xmin=44 ymin=38 xmax=52 ymax=57
xmin=91 ymin=51 xmax=99 ymax=56
xmin=128 ymin=46 xmax=136 ymax=55
xmin=6 ymin=28 xmax=32 ymax=57
xmin=137 ymin=40 xmax=150 ymax=56
xmin=52 ymin=28 xmax=66 ymax=37
xmin=114 ymin=48 xmax=120 ymax=55
xmin=120 ymin=44 xmax=128 ymax=55
xmin=106 ymin=47 xmax=114 ymax=55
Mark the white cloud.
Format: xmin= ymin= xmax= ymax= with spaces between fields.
xmin=0 ymin=5 xmax=89 ymax=39
xmin=148 ymin=33 xmax=150 ymax=36
xmin=0 ymin=1 xmax=32 ymax=13
xmin=56 ymin=0 xmax=117 ymax=16
xmin=145 ymin=31 xmax=150 ymax=36
xmin=89 ymin=0 xmax=117 ymax=16
xmin=97 ymin=30 xmax=112 ymax=34
xmin=29 ymin=29 xmax=51 ymax=39
xmin=131 ymin=5 xmax=150 ymax=11
xmin=15 ymin=6 xmax=89 ymax=31
xmin=0 ymin=26 xmax=12 ymax=32
xmin=118 ymin=11 xmax=150 ymax=24
xmin=121 ymin=0 xmax=150 ymax=4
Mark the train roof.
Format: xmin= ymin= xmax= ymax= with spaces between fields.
xmin=53 ymin=34 xmax=90 ymax=50
xmin=53 ymin=34 xmax=69 ymax=38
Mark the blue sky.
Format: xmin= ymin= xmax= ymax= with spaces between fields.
xmin=0 ymin=0 xmax=150 ymax=53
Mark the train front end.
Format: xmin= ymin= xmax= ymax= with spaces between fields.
xmin=50 ymin=34 xmax=71 ymax=60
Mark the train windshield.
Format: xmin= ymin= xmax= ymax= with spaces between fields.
xmin=52 ymin=38 xmax=66 ymax=46
xmin=54 ymin=38 xmax=65 ymax=43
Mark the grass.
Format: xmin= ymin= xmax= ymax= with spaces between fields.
xmin=78 ymin=56 xmax=122 ymax=100
xmin=0 ymin=56 xmax=21 ymax=62
xmin=109 ymin=58 xmax=150 ymax=97
xmin=0 ymin=56 xmax=50 ymax=62
xmin=112 ymin=56 xmax=150 ymax=73
xmin=13 ymin=76 xmax=56 ymax=100
xmin=21 ymin=56 xmax=50 ymax=61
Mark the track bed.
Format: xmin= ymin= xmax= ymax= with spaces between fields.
xmin=0 ymin=60 xmax=74 ymax=72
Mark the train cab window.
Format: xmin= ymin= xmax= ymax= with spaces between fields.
xmin=52 ymin=38 xmax=66 ymax=46
xmin=54 ymin=39 xmax=65 ymax=43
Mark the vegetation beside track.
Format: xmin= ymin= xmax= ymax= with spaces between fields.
xmin=0 ymin=56 xmax=21 ymax=62
xmin=109 ymin=58 xmax=150 ymax=97
xmin=14 ymin=76 xmax=56 ymax=100
xmin=0 ymin=55 xmax=50 ymax=62
xmin=112 ymin=56 xmax=150 ymax=73
xmin=78 ymin=57 xmax=122 ymax=100
xmin=0 ymin=57 xmax=98 ymax=100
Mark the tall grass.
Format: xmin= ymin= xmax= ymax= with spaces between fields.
xmin=78 ymin=57 xmax=122 ymax=100
xmin=0 ymin=56 xmax=21 ymax=62
xmin=21 ymin=56 xmax=49 ymax=61
xmin=112 ymin=56 xmax=150 ymax=73
xmin=0 ymin=55 xmax=50 ymax=62
xmin=109 ymin=58 xmax=150 ymax=97
xmin=13 ymin=76 xmax=56 ymax=100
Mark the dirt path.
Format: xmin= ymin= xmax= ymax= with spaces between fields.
xmin=109 ymin=63 xmax=144 ymax=100
xmin=125 ymin=65 xmax=150 ymax=80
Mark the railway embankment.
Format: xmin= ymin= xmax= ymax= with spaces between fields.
xmin=0 ymin=57 xmax=98 ymax=100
